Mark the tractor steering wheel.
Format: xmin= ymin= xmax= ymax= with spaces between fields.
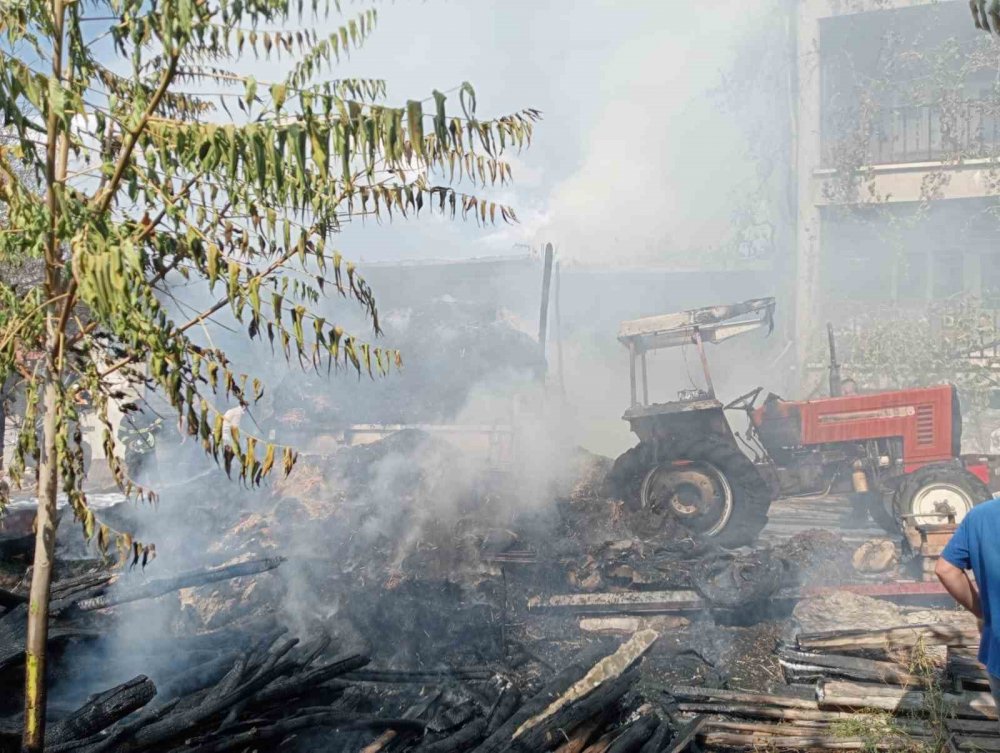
xmin=724 ymin=386 xmax=764 ymax=412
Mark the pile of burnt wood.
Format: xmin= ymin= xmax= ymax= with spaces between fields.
xmin=0 ymin=557 xmax=686 ymax=753
xmin=669 ymin=622 xmax=999 ymax=752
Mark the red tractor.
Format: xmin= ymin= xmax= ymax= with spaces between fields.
xmin=605 ymin=298 xmax=1000 ymax=547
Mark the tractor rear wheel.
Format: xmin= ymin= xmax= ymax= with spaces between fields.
xmin=606 ymin=436 xmax=772 ymax=548
xmin=893 ymin=465 xmax=990 ymax=527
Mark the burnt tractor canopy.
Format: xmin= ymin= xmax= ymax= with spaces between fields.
xmin=606 ymin=298 xmax=776 ymax=548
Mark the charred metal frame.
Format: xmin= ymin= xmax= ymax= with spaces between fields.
xmin=619 ymin=298 xmax=775 ymax=410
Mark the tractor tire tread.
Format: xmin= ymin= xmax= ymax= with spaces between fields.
xmin=607 ymin=435 xmax=771 ymax=548
xmin=894 ymin=463 xmax=991 ymax=524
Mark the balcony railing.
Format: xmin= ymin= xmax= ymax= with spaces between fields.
xmin=823 ymin=101 xmax=1000 ymax=166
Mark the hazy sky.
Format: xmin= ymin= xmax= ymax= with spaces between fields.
xmin=305 ymin=0 xmax=770 ymax=266
xmin=72 ymin=1 xmax=769 ymax=267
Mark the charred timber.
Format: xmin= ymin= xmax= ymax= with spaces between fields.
xmin=62 ymin=557 xmax=285 ymax=613
xmin=511 ymin=668 xmax=640 ymax=751
xmin=777 ymin=648 xmax=928 ymax=687
xmin=46 ymin=675 xmax=156 ymax=746
xmin=699 ymin=731 xmax=932 ymax=750
xmin=344 ymin=668 xmax=494 ymax=684
xmin=662 ymin=715 xmax=706 ymax=753
xmin=470 ymin=643 xmax=621 ymax=753
xmin=417 ymin=718 xmax=488 ymax=753
xmin=182 ymin=713 xmax=427 ymax=753
xmin=603 ymin=713 xmax=658 ymax=753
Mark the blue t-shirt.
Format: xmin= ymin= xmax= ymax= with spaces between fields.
xmin=942 ymin=498 xmax=1000 ymax=676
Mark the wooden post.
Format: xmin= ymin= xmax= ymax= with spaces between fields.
xmin=538 ymin=243 xmax=554 ymax=367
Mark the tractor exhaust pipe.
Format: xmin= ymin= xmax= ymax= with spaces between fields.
xmin=828 ymin=322 xmax=842 ymax=397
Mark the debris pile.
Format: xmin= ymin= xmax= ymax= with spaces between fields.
xmin=0 ymin=427 xmax=983 ymax=752
xmin=669 ymin=621 xmax=994 ymax=752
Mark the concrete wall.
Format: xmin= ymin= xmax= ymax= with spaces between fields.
xmin=794 ymin=0 xmax=997 ymax=371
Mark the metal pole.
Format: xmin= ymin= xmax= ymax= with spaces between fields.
xmin=693 ymin=328 xmax=715 ymax=399
xmin=537 ymin=243 xmax=554 ymax=366
xmin=828 ymin=322 xmax=842 ymax=397
xmin=554 ymin=260 xmax=565 ymax=397
xmin=640 ymin=349 xmax=649 ymax=405
xmin=628 ymin=341 xmax=638 ymax=409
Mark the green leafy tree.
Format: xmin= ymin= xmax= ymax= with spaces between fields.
xmin=0 ymin=1 xmax=539 ymax=749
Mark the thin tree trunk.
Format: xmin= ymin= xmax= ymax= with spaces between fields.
xmin=23 ymin=377 xmax=61 ymax=752
xmin=23 ymin=0 xmax=67 ymax=748
xmin=0 ymin=377 xmax=8 ymax=473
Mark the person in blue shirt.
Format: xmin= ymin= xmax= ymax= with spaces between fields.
xmin=937 ymin=498 xmax=1000 ymax=704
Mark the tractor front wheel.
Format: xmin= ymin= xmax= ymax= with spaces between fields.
xmin=893 ymin=464 xmax=991 ymax=527
xmin=606 ymin=436 xmax=772 ymax=547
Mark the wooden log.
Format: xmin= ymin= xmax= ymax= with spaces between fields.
xmin=117 ymin=641 xmax=306 ymax=750
xmin=64 ymin=556 xmax=285 ymax=612
xmin=512 ymin=668 xmax=640 ymax=752
xmin=797 ymin=624 xmax=979 ymax=653
xmin=484 ymin=684 xmax=521 ymax=736
xmin=817 ymin=680 xmax=997 ymax=719
xmin=605 ymin=714 xmax=658 ymax=753
xmin=637 ymin=722 xmax=671 ymax=753
xmin=554 ymin=716 xmax=606 ymax=753
xmin=670 ymin=685 xmax=819 ymax=710
xmin=0 ymin=604 xmax=101 ymax=672
xmin=48 ymin=675 xmax=156 ymax=745
xmin=954 ymin=736 xmax=1000 ymax=752
xmin=344 ymin=668 xmax=493 ymax=683
xmin=582 ymin=732 xmax=615 ymax=753
xmin=819 ymin=680 xmax=926 ymax=698
xmin=699 ymin=731 xmax=931 ymax=750
xmin=180 ymin=713 xmax=426 ymax=753
xmin=419 ymin=718 xmax=488 ymax=753
xmin=703 ymin=719 xmax=925 ymax=737
xmin=948 ymin=718 xmax=1000 ymax=734
xmin=157 ymin=651 xmax=240 ymax=699
xmin=777 ymin=648 xmax=927 ymax=686
xmin=676 ymin=702 xmax=854 ymax=723
xmin=470 ymin=643 xmax=627 ymax=753
xmin=663 ymin=715 xmax=706 ymax=753
xmin=248 ymin=652 xmax=368 ymax=706
xmin=512 ymin=630 xmax=658 ymax=741
xmin=50 ymin=699 xmax=182 ymax=753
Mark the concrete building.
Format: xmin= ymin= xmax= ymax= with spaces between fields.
xmin=793 ymin=0 xmax=1000 ymax=369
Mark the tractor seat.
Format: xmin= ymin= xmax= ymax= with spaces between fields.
xmin=753 ymin=394 xmax=801 ymax=451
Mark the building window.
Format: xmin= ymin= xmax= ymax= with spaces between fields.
xmin=932 ymin=250 xmax=963 ymax=298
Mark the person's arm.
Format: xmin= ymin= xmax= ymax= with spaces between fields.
xmin=935 ymin=557 xmax=983 ymax=619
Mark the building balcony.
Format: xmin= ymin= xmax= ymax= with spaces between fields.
xmin=824 ymin=101 xmax=1000 ymax=167
xmin=813 ymin=102 xmax=1000 ymax=206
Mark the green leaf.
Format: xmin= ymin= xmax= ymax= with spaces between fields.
xmin=244 ymin=76 xmax=257 ymax=105
xmin=207 ymin=244 xmax=220 ymax=289
xmin=270 ymin=83 xmax=287 ymax=111
xmin=407 ymin=100 xmax=424 ymax=158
